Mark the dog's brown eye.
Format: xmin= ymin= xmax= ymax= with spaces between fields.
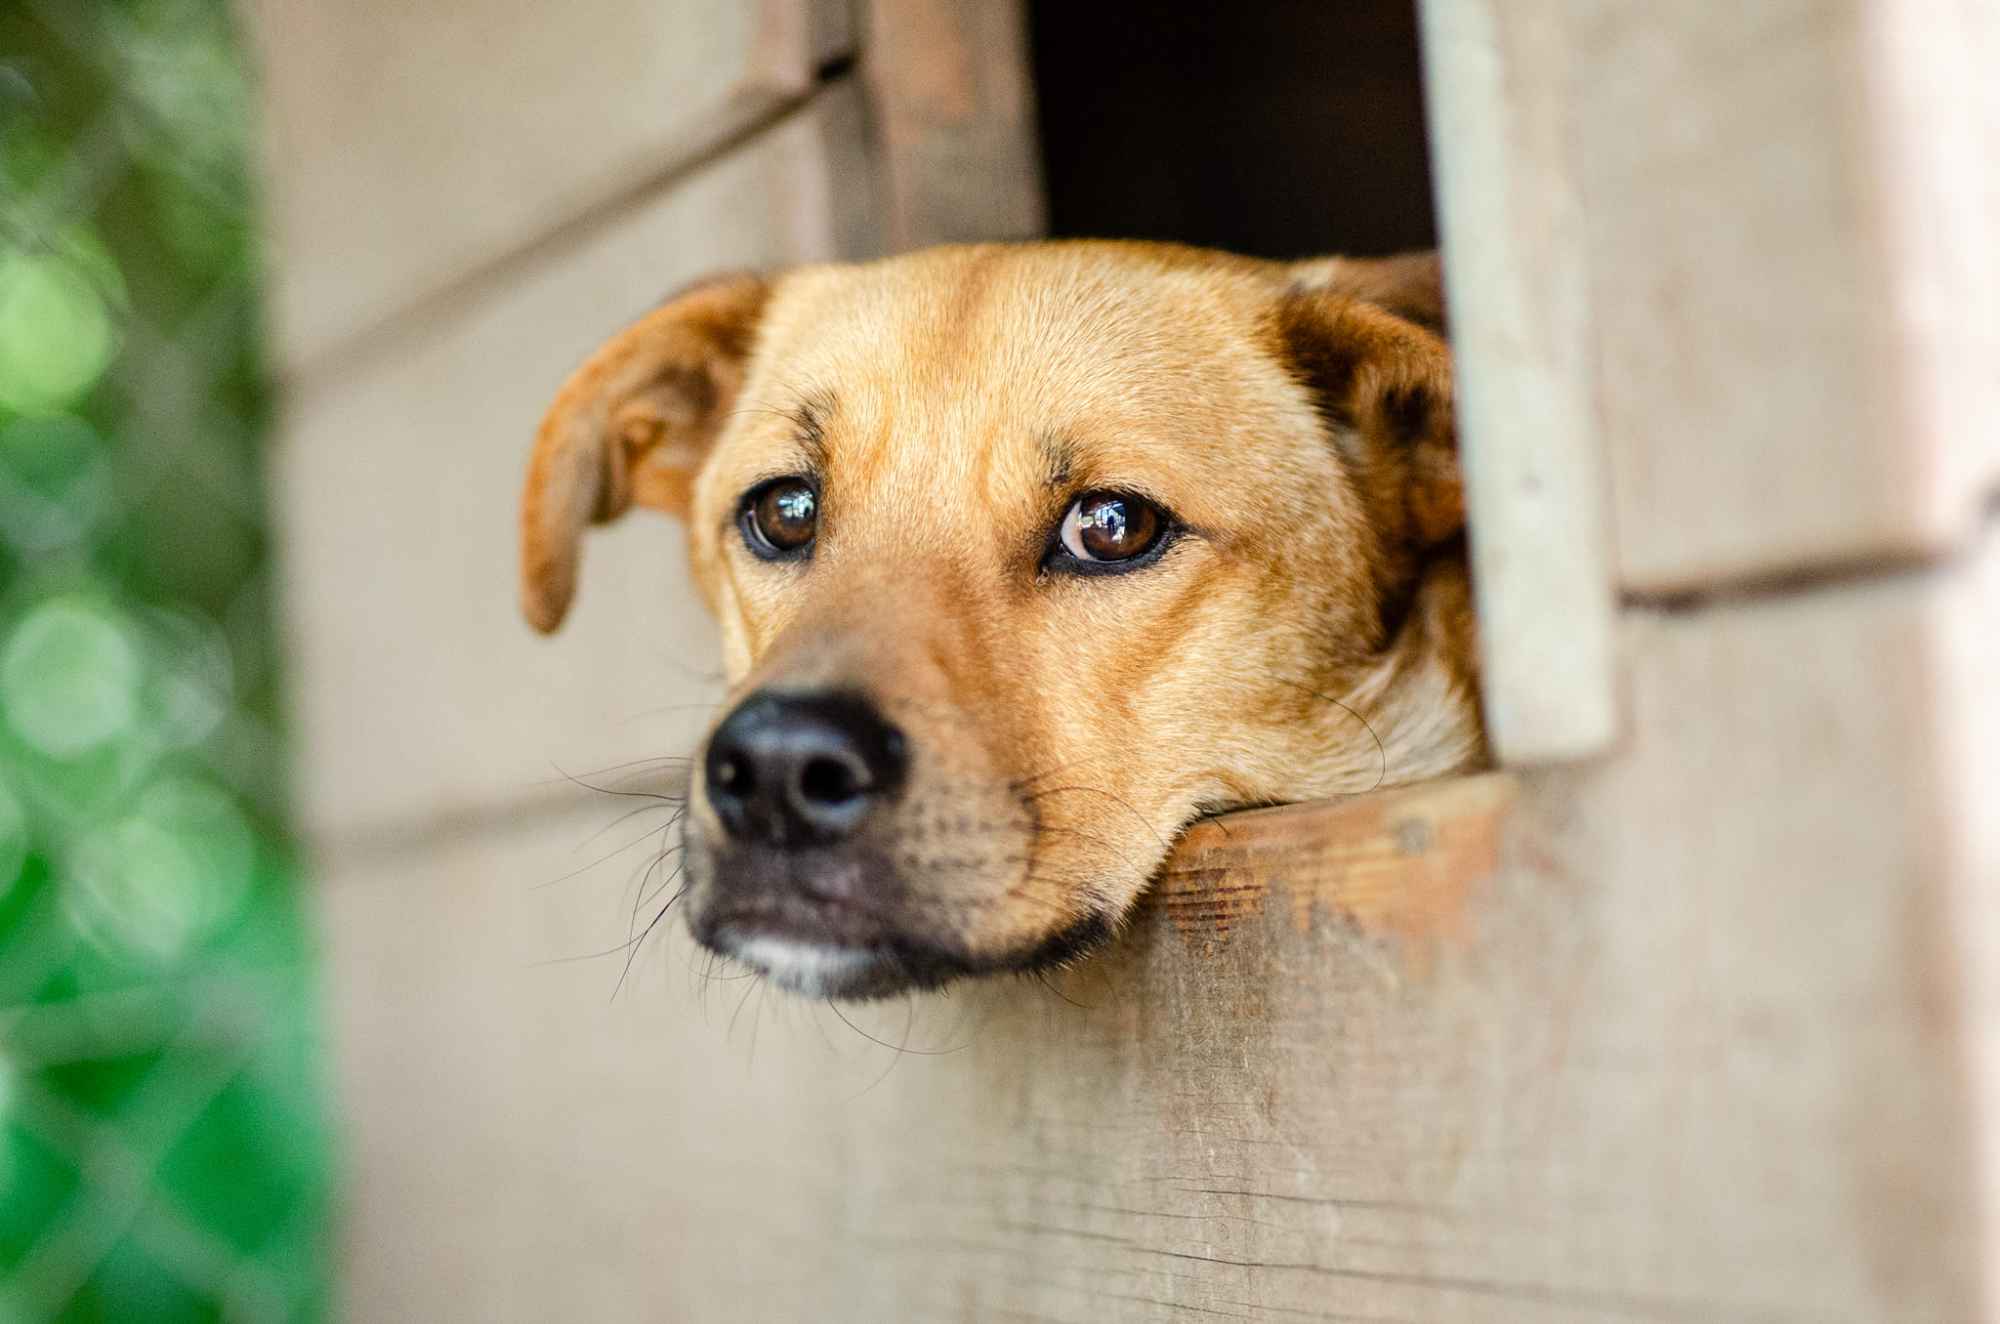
xmin=1058 ymin=492 xmax=1165 ymax=565
xmin=741 ymin=478 xmax=818 ymax=559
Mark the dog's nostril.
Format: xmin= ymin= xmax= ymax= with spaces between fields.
xmin=798 ymin=755 xmax=863 ymax=806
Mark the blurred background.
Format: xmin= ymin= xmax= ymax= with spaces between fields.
xmin=0 ymin=2 xmax=331 ymax=1319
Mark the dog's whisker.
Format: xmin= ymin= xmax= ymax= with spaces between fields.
xmin=1019 ymin=784 xmax=1173 ymax=852
xmin=1032 ymin=968 xmax=1093 ymax=1010
xmin=569 ymin=752 xmax=695 ymax=778
xmin=549 ymin=760 xmax=685 ymax=805
xmin=612 ymin=882 xmax=690 ymax=1002
xmin=634 ymin=846 xmax=689 ymax=910
xmin=627 ymin=851 xmax=687 ymax=942
xmin=533 ymin=812 xmax=680 ymax=892
xmin=532 ymin=894 xmax=682 ymax=968
xmin=825 ymin=996 xmax=970 ymax=1058
xmin=728 ymin=970 xmax=765 ymax=1041
xmin=1272 ymin=676 xmax=1389 ymax=792
xmin=835 ymin=1003 xmax=914 ymax=1104
xmin=564 ymin=798 xmax=682 ymax=855
xmin=744 ymin=977 xmax=772 ymax=1069
xmin=1030 ymin=823 xmax=1151 ymax=876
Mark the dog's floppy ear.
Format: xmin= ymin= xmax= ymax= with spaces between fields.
xmin=520 ymin=272 xmax=769 ymax=633
xmin=1272 ymin=281 xmax=1461 ymax=550
xmin=1285 ymin=249 xmax=1447 ymax=335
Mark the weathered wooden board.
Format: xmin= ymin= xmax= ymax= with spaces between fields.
xmin=1862 ymin=0 xmax=2000 ymax=527
xmin=272 ymin=87 xmax=875 ymax=847
xmin=1417 ymin=0 xmax=1620 ymax=764
xmin=244 ymin=0 xmax=855 ymax=373
xmin=1935 ymin=516 xmax=2000 ymax=1316
xmin=861 ymin=0 xmax=1046 ymax=248
xmin=319 ymin=530 xmax=1995 ymax=1320
xmin=1562 ymin=0 xmax=1998 ymax=591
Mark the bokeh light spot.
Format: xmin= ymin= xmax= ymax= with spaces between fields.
xmin=0 ymin=246 xmax=119 ymax=413
xmin=63 ymin=776 xmax=256 ymax=964
xmin=1 ymin=600 xmax=142 ymax=760
xmin=139 ymin=608 xmax=233 ymax=750
xmin=1 ymin=600 xmax=143 ymax=760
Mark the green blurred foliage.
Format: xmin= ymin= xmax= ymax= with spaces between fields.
xmin=0 ymin=2 xmax=331 ymax=1320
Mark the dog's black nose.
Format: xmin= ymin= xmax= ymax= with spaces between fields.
xmin=703 ymin=691 xmax=908 ymax=846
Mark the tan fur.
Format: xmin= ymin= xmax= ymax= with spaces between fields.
xmin=521 ymin=241 xmax=1487 ymax=982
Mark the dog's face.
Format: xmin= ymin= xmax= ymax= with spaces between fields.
xmin=522 ymin=243 xmax=1484 ymax=998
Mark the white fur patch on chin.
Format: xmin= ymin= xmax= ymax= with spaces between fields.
xmin=730 ymin=935 xmax=881 ymax=998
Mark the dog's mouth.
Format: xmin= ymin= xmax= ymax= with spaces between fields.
xmin=692 ymin=875 xmax=1116 ymax=1001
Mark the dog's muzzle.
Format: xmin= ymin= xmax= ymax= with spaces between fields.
xmin=690 ymin=689 xmax=926 ymax=997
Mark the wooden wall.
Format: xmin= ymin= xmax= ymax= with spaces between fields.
xmin=254 ymin=1 xmax=2000 ymax=1318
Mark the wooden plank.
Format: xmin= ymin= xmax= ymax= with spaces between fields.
xmin=745 ymin=0 xmax=858 ymax=97
xmin=1860 ymin=0 xmax=2000 ymax=521
xmin=860 ymin=0 xmax=1046 ymax=247
xmin=320 ymin=526 xmax=1997 ymax=1319
xmin=244 ymin=0 xmax=856 ymax=372
xmin=1561 ymin=0 xmax=1997 ymax=591
xmin=1417 ymin=0 xmax=1620 ymax=763
xmin=1937 ymin=516 xmax=2000 ymax=1314
xmin=273 ymin=88 xmax=874 ymax=845
xmin=1160 ymin=774 xmax=1516 ymax=955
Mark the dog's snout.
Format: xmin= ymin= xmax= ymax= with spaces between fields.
xmin=704 ymin=691 xmax=907 ymax=846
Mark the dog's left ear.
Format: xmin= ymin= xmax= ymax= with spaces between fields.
xmin=1285 ymin=249 xmax=1448 ymax=334
xmin=1272 ymin=282 xmax=1462 ymax=550
xmin=520 ymin=272 xmax=769 ymax=633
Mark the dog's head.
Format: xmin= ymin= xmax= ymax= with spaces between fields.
xmin=522 ymin=243 xmax=1484 ymax=998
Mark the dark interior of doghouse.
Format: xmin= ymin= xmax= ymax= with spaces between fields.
xmin=1028 ymin=1 xmax=1435 ymax=259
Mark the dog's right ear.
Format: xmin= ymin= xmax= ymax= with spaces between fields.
xmin=520 ymin=273 xmax=769 ymax=633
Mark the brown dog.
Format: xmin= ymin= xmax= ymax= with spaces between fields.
xmin=521 ymin=242 xmax=1485 ymax=998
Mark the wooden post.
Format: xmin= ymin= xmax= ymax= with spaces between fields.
xmin=1418 ymin=0 xmax=1620 ymax=764
xmin=860 ymin=0 xmax=1046 ymax=248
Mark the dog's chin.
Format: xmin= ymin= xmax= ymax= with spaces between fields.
xmin=714 ymin=932 xmax=911 ymax=999
xmin=695 ymin=907 xmax=1117 ymax=1001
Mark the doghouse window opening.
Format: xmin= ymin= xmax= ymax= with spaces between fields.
xmin=1027 ymin=0 xmax=1618 ymax=768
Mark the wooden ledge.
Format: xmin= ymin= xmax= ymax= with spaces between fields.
xmin=1150 ymin=772 xmax=1518 ymax=951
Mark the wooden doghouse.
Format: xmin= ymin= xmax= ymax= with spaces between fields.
xmin=257 ymin=0 xmax=1998 ymax=1317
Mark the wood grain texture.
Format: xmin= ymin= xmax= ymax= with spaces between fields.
xmin=1160 ymin=774 xmax=1515 ymax=956
xmin=319 ymin=536 xmax=1996 ymax=1319
xmin=245 ymin=0 xmax=859 ymax=373
xmin=1417 ymin=0 xmax=1620 ymax=763
xmin=861 ymin=0 xmax=1047 ymax=247
xmin=1564 ymin=0 xmax=1997 ymax=591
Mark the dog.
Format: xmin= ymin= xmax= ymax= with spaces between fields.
xmin=520 ymin=241 xmax=1486 ymax=999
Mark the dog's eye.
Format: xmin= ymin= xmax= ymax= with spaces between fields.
xmin=740 ymin=477 xmax=818 ymax=559
xmin=1056 ymin=492 xmax=1167 ymax=566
